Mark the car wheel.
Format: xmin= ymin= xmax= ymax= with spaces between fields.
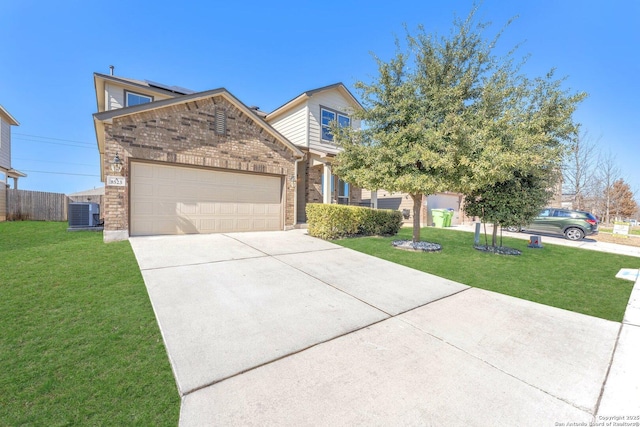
xmin=564 ymin=227 xmax=585 ymax=241
xmin=505 ymin=226 xmax=520 ymax=232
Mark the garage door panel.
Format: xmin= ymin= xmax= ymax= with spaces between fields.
xmin=177 ymin=168 xmax=201 ymax=182
xmin=267 ymin=204 xmax=281 ymax=214
xmin=217 ymin=203 xmax=234 ymax=215
xmin=155 ymin=166 xmax=177 ymax=180
xmin=130 ymin=219 xmax=153 ymax=235
xmin=199 ymin=203 xmax=216 ymax=214
xmin=133 ymin=182 xmax=154 ymax=197
xmin=156 ymin=219 xmax=179 ymax=235
xmin=236 ymin=203 xmax=251 ymax=215
xmin=249 ymin=204 xmax=262 ymax=214
xmin=132 ymin=200 xmax=154 ymax=215
xmin=253 ymin=191 xmax=281 ymax=204
xmin=135 ymin=164 xmax=155 ymax=178
xmin=200 ymin=186 xmax=217 ymax=198
xmin=218 ymin=219 xmax=235 ymax=232
xmin=265 ymin=218 xmax=281 ymax=229
xmin=176 ymin=185 xmax=200 ymax=199
xmin=199 ymin=219 xmax=217 ymax=232
xmin=236 ymin=219 xmax=253 ymax=231
xmin=131 ymin=163 xmax=283 ymax=236
xmin=178 ymin=203 xmax=197 ymax=215
xmin=156 ymin=202 xmax=178 ymax=215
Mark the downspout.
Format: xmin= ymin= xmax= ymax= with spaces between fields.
xmin=292 ymin=153 xmax=306 ymax=228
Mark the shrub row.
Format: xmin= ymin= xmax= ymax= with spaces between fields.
xmin=306 ymin=203 xmax=403 ymax=240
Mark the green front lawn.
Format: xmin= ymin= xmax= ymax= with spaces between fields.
xmin=0 ymin=222 xmax=178 ymax=426
xmin=334 ymin=227 xmax=639 ymax=322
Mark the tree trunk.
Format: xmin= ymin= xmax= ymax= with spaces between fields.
xmin=410 ymin=193 xmax=423 ymax=243
xmin=491 ymin=222 xmax=499 ymax=248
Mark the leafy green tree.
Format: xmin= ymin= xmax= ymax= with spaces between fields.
xmin=464 ymin=170 xmax=557 ymax=248
xmin=333 ymin=7 xmax=585 ymax=244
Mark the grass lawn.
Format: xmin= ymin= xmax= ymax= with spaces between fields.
xmin=334 ymin=227 xmax=640 ymax=322
xmin=0 ymin=221 xmax=179 ymax=425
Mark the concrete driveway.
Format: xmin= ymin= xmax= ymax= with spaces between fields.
xmin=130 ymin=229 xmax=636 ymax=426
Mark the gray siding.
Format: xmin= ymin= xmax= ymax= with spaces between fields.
xmin=361 ymin=189 xmax=415 ymax=224
xmin=270 ymin=104 xmax=308 ymax=147
xmin=0 ymin=119 xmax=11 ymax=169
xmin=307 ymin=90 xmax=360 ymax=153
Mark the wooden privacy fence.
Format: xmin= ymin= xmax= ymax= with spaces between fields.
xmin=5 ymin=189 xmax=68 ymax=221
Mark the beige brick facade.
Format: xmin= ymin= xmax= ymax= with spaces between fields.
xmin=102 ymin=96 xmax=298 ymax=239
xmin=306 ymin=164 xmax=323 ymax=204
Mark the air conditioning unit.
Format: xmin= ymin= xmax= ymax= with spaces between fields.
xmin=68 ymin=202 xmax=100 ymax=227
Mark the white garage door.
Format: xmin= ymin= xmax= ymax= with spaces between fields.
xmin=130 ymin=162 xmax=283 ymax=236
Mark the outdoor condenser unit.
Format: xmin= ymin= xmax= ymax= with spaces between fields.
xmin=68 ymin=202 xmax=100 ymax=227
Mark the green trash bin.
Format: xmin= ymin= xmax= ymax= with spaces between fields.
xmin=432 ymin=209 xmax=446 ymax=228
xmin=444 ymin=209 xmax=454 ymax=227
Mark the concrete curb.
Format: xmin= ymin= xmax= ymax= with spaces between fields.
xmin=596 ymin=270 xmax=640 ymax=416
xmin=622 ymin=271 xmax=640 ymax=327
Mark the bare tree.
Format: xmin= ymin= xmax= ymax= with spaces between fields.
xmin=595 ymin=150 xmax=621 ymax=224
xmin=562 ymin=130 xmax=599 ymax=210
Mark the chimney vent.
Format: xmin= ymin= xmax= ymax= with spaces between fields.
xmin=109 ymin=65 xmax=114 ymax=76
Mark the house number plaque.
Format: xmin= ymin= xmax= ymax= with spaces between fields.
xmin=106 ymin=176 xmax=126 ymax=187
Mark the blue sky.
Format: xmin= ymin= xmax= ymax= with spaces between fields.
xmin=1 ymin=0 xmax=638 ymax=198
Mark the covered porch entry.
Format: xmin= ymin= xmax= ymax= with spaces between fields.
xmin=296 ymin=150 xmax=362 ymax=224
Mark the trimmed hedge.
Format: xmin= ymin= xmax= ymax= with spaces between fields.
xmin=306 ymin=203 xmax=403 ymax=240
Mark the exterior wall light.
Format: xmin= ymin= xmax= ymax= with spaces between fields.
xmin=110 ymin=153 xmax=123 ymax=174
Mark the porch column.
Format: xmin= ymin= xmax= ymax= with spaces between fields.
xmin=371 ymin=190 xmax=378 ymax=209
xmin=322 ymin=163 xmax=332 ymax=204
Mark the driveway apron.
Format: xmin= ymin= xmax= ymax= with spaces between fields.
xmin=130 ymin=230 xmax=625 ymax=426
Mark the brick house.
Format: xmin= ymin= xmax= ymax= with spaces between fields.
xmin=92 ymin=72 xmax=362 ymax=241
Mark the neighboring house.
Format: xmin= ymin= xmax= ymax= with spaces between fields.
xmin=68 ymin=186 xmax=105 ymax=216
xmin=360 ymin=190 xmax=468 ymax=227
xmin=0 ymin=105 xmax=27 ymax=221
xmin=93 ymin=71 xmax=361 ymax=241
xmin=360 ymin=189 xmax=420 ymax=225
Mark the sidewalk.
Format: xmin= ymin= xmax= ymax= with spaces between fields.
xmin=447 ymin=222 xmax=640 ymax=417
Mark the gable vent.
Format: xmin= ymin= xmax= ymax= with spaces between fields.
xmin=215 ymin=110 xmax=226 ymax=135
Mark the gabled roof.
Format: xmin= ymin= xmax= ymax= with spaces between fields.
xmin=93 ymin=87 xmax=304 ymax=179
xmin=0 ymin=105 xmax=19 ymax=126
xmin=266 ymin=82 xmax=363 ymax=121
xmin=68 ymin=187 xmax=105 ymax=197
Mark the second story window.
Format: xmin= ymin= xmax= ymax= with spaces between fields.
xmin=125 ymin=91 xmax=153 ymax=107
xmin=321 ymin=107 xmax=350 ymax=142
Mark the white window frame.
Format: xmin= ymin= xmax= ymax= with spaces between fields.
xmin=320 ymin=107 xmax=350 ymax=142
xmin=125 ymin=91 xmax=153 ymax=107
